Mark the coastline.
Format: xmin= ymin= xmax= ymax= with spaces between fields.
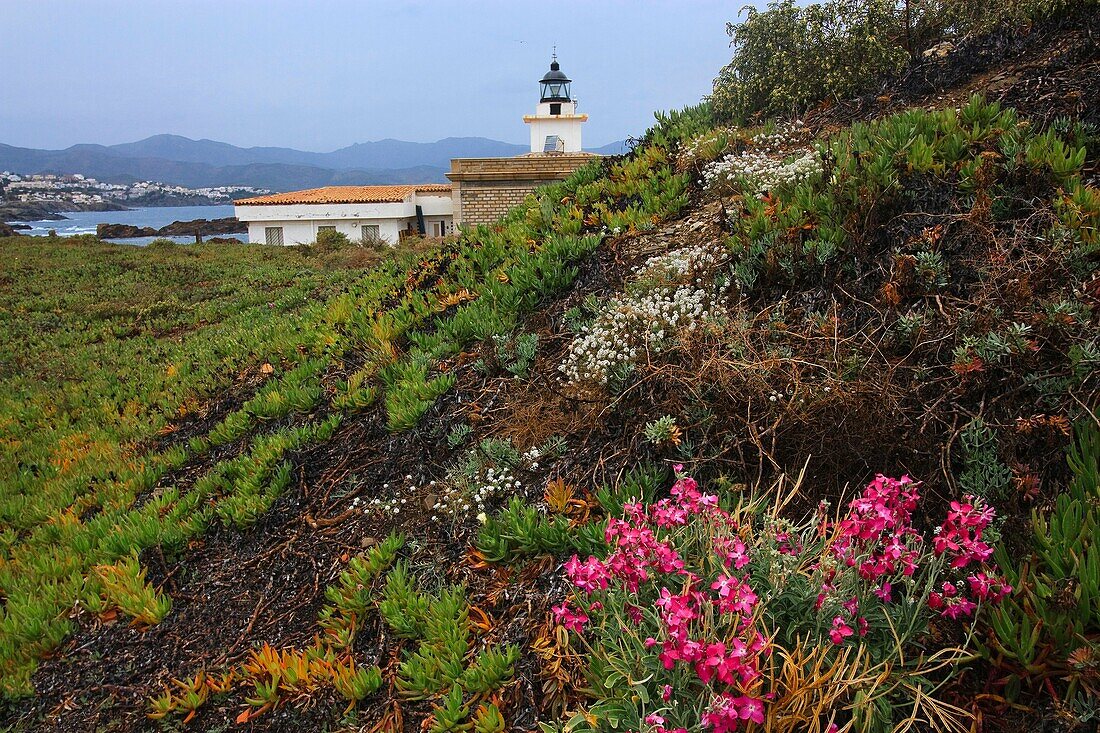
xmin=96 ymin=216 xmax=245 ymax=240
xmin=0 ymin=200 xmax=129 ymax=221
xmin=2 ymin=195 xmax=250 ymax=222
xmin=9 ymin=203 xmax=241 ymax=244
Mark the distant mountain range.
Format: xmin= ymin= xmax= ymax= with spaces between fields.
xmin=0 ymin=135 xmax=631 ymax=192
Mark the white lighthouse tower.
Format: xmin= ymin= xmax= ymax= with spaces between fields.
xmin=523 ymin=55 xmax=587 ymax=153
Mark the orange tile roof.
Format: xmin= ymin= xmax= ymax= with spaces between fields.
xmin=234 ymin=184 xmax=451 ymax=206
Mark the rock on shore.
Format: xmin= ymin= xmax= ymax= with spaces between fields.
xmin=96 ymin=223 xmax=157 ymax=238
xmin=0 ymin=201 xmax=68 ymax=222
xmin=96 ymin=217 xmax=247 ymax=240
xmin=158 ymin=217 xmax=246 ymax=237
xmin=0 ymin=200 xmax=129 ymax=221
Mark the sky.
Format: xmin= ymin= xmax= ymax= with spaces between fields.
xmin=1 ymin=0 xmax=742 ymax=151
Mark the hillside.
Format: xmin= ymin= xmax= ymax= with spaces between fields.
xmin=0 ymin=137 xmax=631 ymax=192
xmin=104 ymin=136 xmax=531 ymax=169
xmin=0 ymin=143 xmax=452 ymax=189
xmin=1 ymin=4 xmax=1098 ymax=733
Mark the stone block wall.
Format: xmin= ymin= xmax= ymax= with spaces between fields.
xmin=448 ymin=154 xmax=596 ymax=228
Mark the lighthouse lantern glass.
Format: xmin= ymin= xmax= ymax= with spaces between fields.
xmin=540 ymin=80 xmax=570 ymax=102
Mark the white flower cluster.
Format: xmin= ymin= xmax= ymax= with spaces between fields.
xmin=561 ymin=240 xmax=734 ymax=387
xmin=521 ymin=446 xmax=542 ymax=470
xmin=701 ymin=121 xmax=820 ymax=196
xmin=432 ymin=466 xmax=521 ymax=522
xmin=632 ymin=242 xmax=731 ymax=284
xmin=703 ymin=148 xmax=823 ymax=196
xmin=750 ymin=120 xmax=806 ymax=154
xmin=678 ymin=126 xmax=738 ymax=168
xmin=368 ymin=476 xmax=428 ymax=517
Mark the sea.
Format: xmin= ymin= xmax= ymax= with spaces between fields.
xmin=10 ymin=204 xmax=239 ymax=246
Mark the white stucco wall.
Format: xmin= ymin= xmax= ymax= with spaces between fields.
xmin=236 ymin=201 xmax=415 ymax=224
xmin=417 ymin=193 xmax=452 ymax=216
xmin=245 ymin=218 xmax=411 ymax=245
xmin=417 ymin=193 xmax=455 ymax=237
xmin=235 ymin=195 xmax=453 ymax=245
xmin=534 ymin=101 xmax=577 ymax=116
xmin=525 ymin=114 xmax=585 ymax=153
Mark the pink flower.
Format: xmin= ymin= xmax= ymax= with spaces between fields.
xmin=702 ymin=641 xmax=752 ymax=685
xmin=933 ymin=495 xmax=997 ymax=569
xmin=928 ymin=579 xmax=985 ymax=619
xmin=552 ymin=600 xmax=589 ymax=633
xmin=652 ymin=542 xmax=686 ymax=573
xmin=623 ymin=501 xmax=647 ymax=523
xmin=711 ymin=574 xmax=758 ymax=616
xmin=694 ymin=641 xmax=725 ymax=683
xmin=733 ymin=695 xmax=766 ymax=724
xmin=723 ymin=537 xmax=751 ymax=569
xmin=701 ymin=694 xmax=739 ymax=733
xmin=564 ymin=554 xmax=612 ymax=594
xmin=661 ymin=684 xmax=673 ymax=701
xmin=775 ymin=532 xmax=802 ymax=555
xmin=942 ymin=597 xmax=977 ymax=619
xmin=702 ymin=694 xmax=767 ymax=732
xmin=829 ymin=616 xmax=854 ymax=645
xmin=967 ymin=571 xmax=1012 ymax=602
xmin=711 ymin=574 xmax=737 ymax=599
xmin=830 ymin=475 xmax=924 ymax=585
xmin=651 ymin=498 xmax=689 ymax=527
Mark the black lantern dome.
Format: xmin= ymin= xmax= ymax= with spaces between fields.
xmin=539 ymin=56 xmax=572 ymax=103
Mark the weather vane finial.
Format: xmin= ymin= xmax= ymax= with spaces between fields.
xmin=552 ymin=45 xmax=557 ymax=61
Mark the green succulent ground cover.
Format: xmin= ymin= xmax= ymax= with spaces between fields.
xmin=0 ymin=137 xmax=690 ymax=696
xmin=1 ymin=237 xmax=354 ymax=526
xmin=0 ymin=237 xmax=382 ymax=691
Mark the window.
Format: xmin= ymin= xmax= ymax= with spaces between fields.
xmin=434 ymin=221 xmax=446 ymax=237
xmin=264 ymin=226 xmax=284 ymax=246
xmin=317 ymin=225 xmax=336 ymax=233
xmin=361 ymin=224 xmax=380 ymax=241
xmin=550 ymin=102 xmax=561 ymax=115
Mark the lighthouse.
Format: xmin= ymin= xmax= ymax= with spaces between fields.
xmin=523 ymin=55 xmax=588 ymax=154
xmin=448 ymin=54 xmax=597 ymax=228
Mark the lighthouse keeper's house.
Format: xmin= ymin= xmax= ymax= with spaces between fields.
xmin=233 ymin=184 xmax=453 ymax=246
